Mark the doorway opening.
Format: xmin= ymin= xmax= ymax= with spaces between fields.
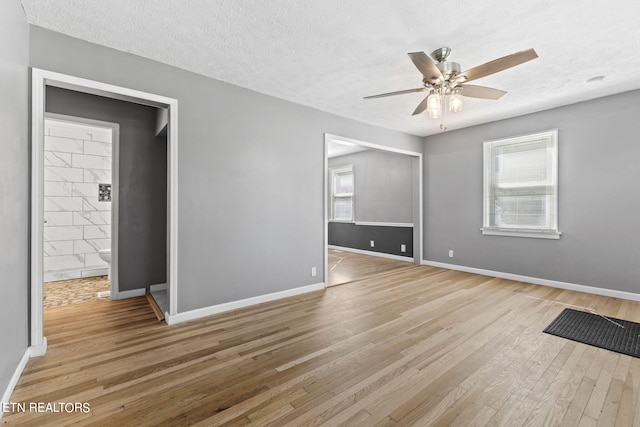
xmin=42 ymin=115 xmax=119 ymax=308
xmin=323 ymin=134 xmax=423 ymax=287
xmin=31 ymin=69 xmax=179 ymax=355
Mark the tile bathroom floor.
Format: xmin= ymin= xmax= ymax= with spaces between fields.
xmin=44 ymin=276 xmax=110 ymax=308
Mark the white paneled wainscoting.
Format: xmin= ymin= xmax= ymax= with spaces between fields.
xmin=43 ymin=118 xmax=112 ymax=282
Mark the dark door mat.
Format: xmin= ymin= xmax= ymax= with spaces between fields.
xmin=543 ymin=308 xmax=640 ymax=358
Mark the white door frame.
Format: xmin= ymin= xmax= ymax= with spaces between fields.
xmin=30 ymin=68 xmax=179 ymax=355
xmin=323 ymin=133 xmax=423 ymax=287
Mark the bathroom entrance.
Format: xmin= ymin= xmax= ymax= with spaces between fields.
xmin=42 ymin=115 xmax=119 ymax=308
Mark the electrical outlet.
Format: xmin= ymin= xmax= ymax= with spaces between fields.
xmin=449 ymin=250 xmax=454 ymax=258
xmin=370 ymin=240 xmax=375 ymax=247
xmin=311 ymin=267 xmax=317 ymax=277
xmin=401 ymin=244 xmax=406 ymax=252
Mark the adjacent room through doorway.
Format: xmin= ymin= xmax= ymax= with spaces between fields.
xmin=324 ymin=133 xmax=423 ymax=287
xmin=42 ymin=116 xmax=116 ymax=308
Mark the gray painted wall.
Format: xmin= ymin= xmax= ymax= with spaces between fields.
xmin=29 ymin=26 xmax=423 ymax=312
xmin=46 ymin=87 xmax=168 ymax=292
xmin=328 ymin=223 xmax=413 ymax=257
xmin=424 ymin=90 xmax=640 ymax=293
xmin=0 ymin=0 xmax=29 ymax=400
xmin=329 ymin=149 xmax=413 ymax=223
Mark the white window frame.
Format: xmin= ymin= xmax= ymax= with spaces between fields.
xmin=482 ymin=129 xmax=561 ymax=239
xmin=329 ymin=164 xmax=354 ymax=222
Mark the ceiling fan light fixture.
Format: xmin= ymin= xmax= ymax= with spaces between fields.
xmin=427 ymin=92 xmax=441 ymax=109
xmin=428 ymin=105 xmax=442 ymax=119
xmin=426 ymin=92 xmax=442 ymax=116
xmin=449 ymin=91 xmax=463 ymax=113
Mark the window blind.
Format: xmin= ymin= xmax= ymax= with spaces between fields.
xmin=330 ymin=165 xmax=354 ymax=221
xmin=483 ymin=130 xmax=559 ymax=237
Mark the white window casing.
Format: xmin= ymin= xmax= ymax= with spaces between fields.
xmin=329 ymin=165 xmax=354 ymax=222
xmin=482 ymin=129 xmax=561 ymax=239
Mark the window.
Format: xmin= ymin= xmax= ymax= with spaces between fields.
xmin=330 ymin=165 xmax=354 ymax=221
xmin=482 ymin=129 xmax=560 ymax=239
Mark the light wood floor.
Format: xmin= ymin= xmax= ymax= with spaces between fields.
xmin=328 ymin=249 xmax=413 ymax=286
xmin=6 ymin=260 xmax=640 ymax=425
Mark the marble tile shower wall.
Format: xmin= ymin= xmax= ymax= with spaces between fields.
xmin=43 ymin=120 xmax=112 ymax=282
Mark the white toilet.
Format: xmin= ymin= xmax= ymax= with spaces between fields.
xmin=98 ymin=249 xmax=112 ymax=280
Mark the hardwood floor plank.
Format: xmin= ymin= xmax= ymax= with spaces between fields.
xmin=561 ymin=376 xmax=598 ymax=426
xmin=584 ymin=350 xmax=620 ymax=419
xmin=616 ymin=369 xmax=636 ymax=427
xmin=597 ymin=378 xmax=625 ymax=426
xmin=580 ymin=414 xmax=599 ymax=427
xmin=628 ymin=358 xmax=640 ymax=427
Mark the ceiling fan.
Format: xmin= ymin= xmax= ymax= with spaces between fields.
xmin=364 ymin=47 xmax=538 ymax=118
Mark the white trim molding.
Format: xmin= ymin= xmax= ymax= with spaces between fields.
xmin=325 ymin=134 xmax=422 ymax=157
xmin=113 ymin=288 xmax=147 ymax=300
xmin=480 ymin=228 xmax=561 ymax=239
xmin=28 ymin=339 xmax=47 ymax=357
xmin=31 ymin=68 xmax=180 ymax=353
xmin=354 ymin=221 xmax=414 ymax=228
xmin=421 ymin=259 xmax=640 ymax=302
xmin=150 ymin=283 xmax=168 ymax=292
xmin=166 ymin=282 xmax=326 ymax=325
xmin=1 ymin=350 xmax=29 ymax=412
xmin=329 ymin=245 xmax=414 ymax=262
xmin=0 ymin=341 xmax=48 ymax=417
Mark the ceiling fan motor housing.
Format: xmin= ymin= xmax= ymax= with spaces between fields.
xmin=436 ymin=61 xmax=461 ymax=80
xmin=430 ymin=47 xmax=461 ymax=81
xmin=423 ymin=61 xmax=461 ymax=86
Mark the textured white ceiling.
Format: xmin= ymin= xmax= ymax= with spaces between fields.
xmin=21 ymin=0 xmax=640 ymax=136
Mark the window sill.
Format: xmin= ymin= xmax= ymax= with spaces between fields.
xmin=481 ymin=228 xmax=561 ymax=240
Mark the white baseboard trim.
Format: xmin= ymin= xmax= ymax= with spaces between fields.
xmin=0 ymin=338 xmax=47 ymax=414
xmin=150 ymin=283 xmax=167 ymax=292
xmin=29 ymin=338 xmax=47 ymax=357
xmin=1 ymin=349 xmax=28 ymax=409
xmin=329 ymin=245 xmax=413 ymax=262
xmin=166 ymin=282 xmax=326 ymax=325
xmin=113 ymin=288 xmax=146 ymax=300
xmin=421 ymin=259 xmax=640 ymax=302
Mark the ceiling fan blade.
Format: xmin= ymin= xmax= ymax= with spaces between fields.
xmin=408 ymin=52 xmax=443 ymax=82
xmin=412 ymin=96 xmax=430 ymax=116
xmin=456 ymin=48 xmax=538 ymax=83
xmin=363 ymin=87 xmax=426 ymax=99
xmin=461 ymin=84 xmax=507 ymax=100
